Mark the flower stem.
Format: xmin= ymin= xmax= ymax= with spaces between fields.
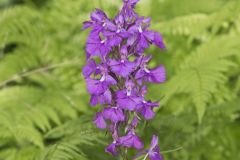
xmin=143 ymin=153 xmax=149 ymax=160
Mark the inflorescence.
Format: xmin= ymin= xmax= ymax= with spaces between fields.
xmin=83 ymin=0 xmax=166 ymax=159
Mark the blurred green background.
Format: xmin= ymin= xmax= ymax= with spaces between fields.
xmin=0 ymin=0 xmax=240 ymax=160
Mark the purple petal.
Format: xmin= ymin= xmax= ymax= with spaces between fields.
xmin=90 ymin=95 xmax=98 ymax=106
xmin=110 ymin=60 xmax=136 ymax=78
xmin=105 ymin=75 xmax=117 ymax=85
xmin=150 ymin=65 xmax=166 ymax=83
xmin=115 ymin=14 xmax=124 ymax=24
xmin=103 ymin=107 xmax=125 ymax=123
xmin=141 ymin=105 xmax=155 ymax=120
xmin=150 ymin=135 xmax=159 ymax=150
xmin=143 ymin=30 xmax=155 ymax=41
xmin=108 ymin=35 xmax=122 ymax=46
xmin=82 ymin=59 xmax=97 ymax=77
xmin=137 ymin=34 xmax=149 ymax=52
xmin=91 ymin=8 xmax=107 ymax=22
xmin=105 ymin=142 xmax=118 ymax=156
xmin=100 ymin=89 xmax=112 ymax=104
xmin=153 ymin=32 xmax=165 ymax=49
xmin=119 ymin=132 xmax=144 ymax=149
xmin=116 ymin=91 xmax=142 ymax=111
xmin=140 ymin=86 xmax=148 ymax=96
xmin=82 ymin=21 xmax=93 ymax=30
xmin=106 ymin=20 xmax=117 ymax=31
xmin=148 ymin=135 xmax=164 ymax=160
xmin=86 ymin=78 xmax=107 ymax=95
xmin=90 ymin=89 xmax=112 ymax=106
xmin=94 ymin=112 xmax=107 ymax=129
xmin=127 ymin=34 xmax=137 ymax=46
xmin=149 ymin=146 xmax=163 ymax=160
xmin=123 ymin=0 xmax=140 ymax=7
xmin=120 ymin=45 xmax=128 ymax=55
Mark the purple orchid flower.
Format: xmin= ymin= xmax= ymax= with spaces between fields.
xmin=83 ymin=8 xmax=114 ymax=32
xmin=105 ymin=141 xmax=119 ymax=156
xmin=146 ymin=135 xmax=164 ymax=160
xmin=133 ymin=135 xmax=163 ymax=160
xmin=137 ymin=100 xmax=159 ymax=120
xmin=103 ymin=107 xmax=125 ymax=123
xmin=103 ymin=15 xmax=130 ymax=46
xmin=83 ymin=8 xmax=107 ymax=30
xmin=109 ymin=45 xmax=136 ymax=77
xmin=116 ymin=81 xmax=143 ymax=111
xmin=128 ymin=17 xmax=165 ymax=53
xmin=86 ymin=63 xmax=117 ymax=95
xmin=90 ymin=89 xmax=112 ymax=106
xmin=135 ymin=65 xmax=166 ymax=84
xmin=109 ymin=58 xmax=136 ymax=78
xmin=86 ymin=32 xmax=112 ymax=60
xmin=119 ymin=131 xmax=144 ymax=150
xmin=116 ymin=89 xmax=142 ymax=111
xmin=148 ymin=135 xmax=164 ymax=160
xmin=86 ymin=74 xmax=116 ymax=95
xmin=121 ymin=0 xmax=139 ymax=24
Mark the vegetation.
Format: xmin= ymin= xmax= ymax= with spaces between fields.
xmin=0 ymin=0 xmax=239 ymax=159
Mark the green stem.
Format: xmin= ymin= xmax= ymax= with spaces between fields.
xmin=161 ymin=146 xmax=183 ymax=154
xmin=143 ymin=153 xmax=149 ymax=160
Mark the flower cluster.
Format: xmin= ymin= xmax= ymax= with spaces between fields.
xmin=83 ymin=0 xmax=165 ymax=159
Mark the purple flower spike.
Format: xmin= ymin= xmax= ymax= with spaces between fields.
xmin=83 ymin=0 xmax=166 ymax=158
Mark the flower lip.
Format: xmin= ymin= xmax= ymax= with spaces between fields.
xmin=100 ymin=75 xmax=106 ymax=82
xmin=138 ymin=26 xmax=143 ymax=33
xmin=144 ymin=66 xmax=151 ymax=73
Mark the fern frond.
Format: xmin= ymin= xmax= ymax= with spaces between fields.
xmin=161 ymin=35 xmax=240 ymax=122
xmin=153 ymin=13 xmax=209 ymax=37
xmin=42 ymin=118 xmax=106 ymax=160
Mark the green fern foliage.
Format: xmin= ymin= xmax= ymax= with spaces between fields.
xmin=0 ymin=0 xmax=239 ymax=160
xmin=161 ymin=36 xmax=240 ymax=122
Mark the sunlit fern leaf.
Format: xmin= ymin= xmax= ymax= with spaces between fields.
xmin=0 ymin=46 xmax=41 ymax=83
xmin=161 ymin=35 xmax=240 ymax=123
xmin=206 ymin=98 xmax=240 ymax=121
xmin=153 ymin=13 xmax=209 ymax=38
xmin=0 ymin=147 xmax=41 ymax=160
xmin=153 ymin=1 xmax=240 ymax=40
xmin=42 ymin=118 xmax=105 ymax=160
xmin=0 ymin=86 xmax=80 ymax=146
xmin=236 ymin=14 xmax=240 ymax=33
xmin=42 ymin=142 xmax=89 ymax=160
xmin=0 ymin=6 xmax=43 ymax=46
xmin=208 ymin=1 xmax=240 ymax=34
